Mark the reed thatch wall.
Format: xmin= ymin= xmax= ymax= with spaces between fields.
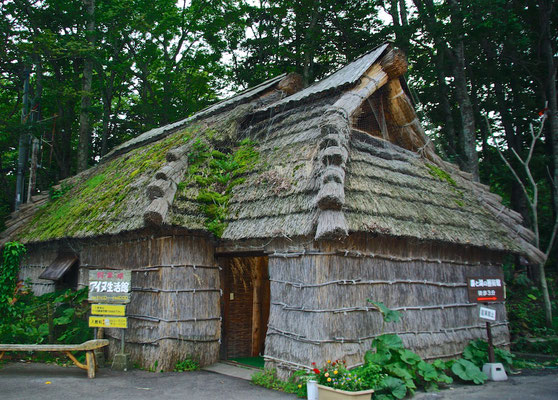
xmin=76 ymin=234 xmax=219 ymax=371
xmin=19 ymin=232 xmax=220 ymax=371
xmin=264 ymin=234 xmax=509 ymax=379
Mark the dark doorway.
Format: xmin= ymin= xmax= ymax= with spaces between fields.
xmin=219 ymin=256 xmax=270 ymax=360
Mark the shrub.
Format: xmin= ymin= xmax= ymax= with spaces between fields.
xmin=463 ymin=339 xmax=514 ymax=372
xmin=174 ymin=358 xmax=199 ymax=371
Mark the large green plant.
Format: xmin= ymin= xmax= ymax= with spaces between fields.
xmin=363 ymin=334 xmax=453 ymax=399
xmin=0 ymin=286 xmax=92 ymax=347
xmin=362 ymin=301 xmax=488 ymax=399
xmin=0 ymin=242 xmax=26 ymax=323
xmin=463 ymin=339 xmax=514 ymax=372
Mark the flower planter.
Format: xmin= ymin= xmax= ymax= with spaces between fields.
xmin=316 ymin=384 xmax=374 ymax=400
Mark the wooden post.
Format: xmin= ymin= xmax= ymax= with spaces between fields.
xmin=47 ymin=302 xmax=54 ymax=344
xmin=86 ymin=350 xmax=96 ymax=378
xmin=252 ymin=258 xmax=263 ymax=357
xmin=486 ymin=321 xmax=495 ymax=363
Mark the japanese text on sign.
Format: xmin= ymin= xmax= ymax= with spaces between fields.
xmin=466 ymin=276 xmax=505 ymax=303
xmin=89 ymin=316 xmax=128 ymax=328
xmin=91 ymin=304 xmax=126 ymax=316
xmin=479 ymin=306 xmax=497 ymax=321
xmin=89 ymin=280 xmax=130 ymax=293
xmin=88 ymin=270 xmax=131 ymax=304
xmin=469 ymin=279 xmax=502 ymax=288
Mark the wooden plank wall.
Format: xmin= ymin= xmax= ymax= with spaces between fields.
xmin=19 ymin=244 xmax=59 ymax=295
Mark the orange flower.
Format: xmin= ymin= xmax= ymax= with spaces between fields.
xmin=327 ymin=377 xmax=332 ymax=382
xmin=327 ymin=360 xmax=331 ymax=363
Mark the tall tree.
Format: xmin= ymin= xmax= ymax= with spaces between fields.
xmin=77 ymin=0 xmax=95 ymax=172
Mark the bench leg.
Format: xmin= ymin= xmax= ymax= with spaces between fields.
xmin=86 ymin=351 xmax=96 ymax=379
xmin=0 ymin=351 xmax=4 ymax=360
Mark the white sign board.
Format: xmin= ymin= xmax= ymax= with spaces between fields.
xmin=479 ymin=306 xmax=496 ymax=321
xmin=88 ymin=270 xmax=131 ymax=303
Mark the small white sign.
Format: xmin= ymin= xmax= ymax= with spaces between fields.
xmin=479 ymin=306 xmax=496 ymax=321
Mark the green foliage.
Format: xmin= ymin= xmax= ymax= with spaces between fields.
xmin=425 ymin=164 xmax=457 ymax=187
xmin=251 ymin=368 xmax=308 ymax=398
xmin=503 ymin=262 xmax=557 ymax=340
xmin=448 ymin=359 xmax=487 ymax=385
xmin=363 ymin=334 xmax=453 ymax=399
xmin=0 ymin=242 xmax=26 ymax=322
xmin=0 ymin=287 xmax=92 ymax=348
xmin=463 ymin=339 xmax=514 ymax=372
xmin=48 ymin=183 xmax=74 ymax=201
xmin=368 ymin=301 xmax=401 ymax=324
xmin=513 ymin=336 xmax=558 ymax=356
xmin=350 ymin=363 xmax=386 ymax=390
xmin=512 ymin=355 xmax=558 ymax=370
xmin=0 ymin=244 xmax=90 ymax=352
xmin=173 ymin=358 xmax=200 ymax=372
xmin=186 ymin=137 xmax=259 ymax=237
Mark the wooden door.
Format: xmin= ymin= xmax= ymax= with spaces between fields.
xmin=219 ymin=256 xmax=270 ymax=359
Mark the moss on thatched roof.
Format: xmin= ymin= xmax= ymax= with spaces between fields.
xmin=18 ymin=125 xmax=195 ymax=241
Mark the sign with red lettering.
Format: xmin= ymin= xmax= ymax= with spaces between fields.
xmin=88 ymin=270 xmax=131 ymax=304
xmin=466 ymin=277 xmax=505 ymax=303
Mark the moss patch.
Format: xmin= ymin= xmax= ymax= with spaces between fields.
xmin=425 ymin=163 xmax=465 ymax=207
xmin=19 ymin=126 xmax=199 ymax=241
xmin=426 ymin=164 xmax=457 ymax=187
xmin=174 ymin=137 xmax=259 ymax=237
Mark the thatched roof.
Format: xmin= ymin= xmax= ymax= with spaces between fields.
xmin=1 ymin=43 xmax=544 ymax=264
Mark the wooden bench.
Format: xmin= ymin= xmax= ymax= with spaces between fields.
xmin=0 ymin=339 xmax=109 ymax=378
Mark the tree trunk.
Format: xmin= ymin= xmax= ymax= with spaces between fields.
xmin=15 ymin=66 xmax=30 ymax=208
xmin=302 ymin=2 xmax=319 ymax=86
xmin=448 ymin=0 xmax=479 ymax=181
xmin=100 ymin=90 xmax=111 ymax=157
xmin=412 ymin=0 xmax=458 ymax=158
xmin=539 ymin=0 xmax=558 ymax=227
xmin=538 ymin=0 xmax=556 ymax=326
xmin=77 ymin=0 xmax=95 ymax=172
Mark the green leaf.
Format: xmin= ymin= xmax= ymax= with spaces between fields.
xmin=368 ymin=300 xmax=401 ymax=323
xmin=417 ymin=361 xmax=438 ymax=381
xmin=400 ymin=349 xmax=422 ymax=365
xmin=53 ymin=316 xmax=72 ymax=326
xmin=451 ymin=359 xmax=487 ymax=384
xmin=364 ymin=348 xmax=392 ymax=365
xmin=379 ymin=376 xmax=407 ymax=399
xmin=373 ymin=334 xmax=404 ymax=351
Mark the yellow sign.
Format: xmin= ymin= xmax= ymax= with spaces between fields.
xmin=88 ymin=316 xmax=128 ymax=329
xmin=91 ymin=304 xmax=126 ymax=316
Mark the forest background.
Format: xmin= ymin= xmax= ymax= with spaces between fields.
xmin=0 ymin=0 xmax=557 ymax=339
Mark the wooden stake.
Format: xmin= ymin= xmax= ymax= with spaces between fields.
xmin=486 ymin=321 xmax=495 ymax=363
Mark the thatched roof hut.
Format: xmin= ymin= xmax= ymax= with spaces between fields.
xmin=1 ymin=43 xmax=543 ymax=375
